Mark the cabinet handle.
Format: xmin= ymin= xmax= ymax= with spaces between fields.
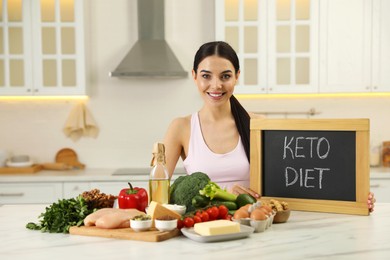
xmin=370 ymin=184 xmax=380 ymax=188
xmin=0 ymin=192 xmax=25 ymax=197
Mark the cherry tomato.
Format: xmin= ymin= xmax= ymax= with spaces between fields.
xmin=218 ymin=205 xmax=229 ymax=219
xmin=195 ymin=210 xmax=203 ymax=217
xmin=200 ymin=211 xmax=209 ymax=222
xmin=183 ymin=217 xmax=195 ymax=228
xmin=207 ymin=206 xmax=219 ymax=220
xmin=193 ymin=215 xmax=202 ymax=223
xmin=177 ymin=219 xmax=184 ymax=229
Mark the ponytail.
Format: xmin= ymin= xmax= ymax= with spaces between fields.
xmin=230 ymin=95 xmax=250 ymax=162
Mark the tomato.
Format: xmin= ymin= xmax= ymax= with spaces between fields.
xmin=183 ymin=217 xmax=195 ymax=228
xmin=195 ymin=210 xmax=203 ymax=217
xmin=218 ymin=205 xmax=229 ymax=219
xmin=207 ymin=206 xmax=219 ymax=220
xmin=200 ymin=211 xmax=209 ymax=222
xmin=177 ymin=219 xmax=184 ymax=229
xmin=193 ymin=215 xmax=202 ymax=223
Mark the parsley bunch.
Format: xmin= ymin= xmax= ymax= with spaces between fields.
xmin=26 ymin=195 xmax=95 ymax=233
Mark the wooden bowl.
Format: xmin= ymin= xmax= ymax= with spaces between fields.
xmin=273 ymin=209 xmax=291 ymax=223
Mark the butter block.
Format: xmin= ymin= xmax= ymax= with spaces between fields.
xmin=194 ymin=220 xmax=240 ymax=236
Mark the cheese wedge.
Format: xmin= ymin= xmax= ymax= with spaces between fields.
xmin=194 ymin=220 xmax=240 ymax=236
xmin=147 ymin=201 xmax=181 ymax=221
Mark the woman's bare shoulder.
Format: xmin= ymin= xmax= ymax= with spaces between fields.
xmin=169 ymin=115 xmax=191 ymax=128
xmin=165 ymin=115 xmax=192 ymax=137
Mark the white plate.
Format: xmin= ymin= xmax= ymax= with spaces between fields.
xmin=181 ymin=224 xmax=255 ymax=243
xmin=6 ymin=160 xmax=34 ymax=168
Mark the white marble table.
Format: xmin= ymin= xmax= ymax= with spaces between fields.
xmin=0 ymin=204 xmax=389 ymax=260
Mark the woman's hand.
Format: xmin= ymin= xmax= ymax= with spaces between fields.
xmin=368 ymin=192 xmax=376 ymax=213
xmin=231 ymin=184 xmax=261 ymax=199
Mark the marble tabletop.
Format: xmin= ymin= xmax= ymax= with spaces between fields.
xmin=0 ymin=203 xmax=389 ymax=260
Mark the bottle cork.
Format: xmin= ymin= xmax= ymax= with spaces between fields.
xmin=150 ymin=142 xmax=166 ymax=166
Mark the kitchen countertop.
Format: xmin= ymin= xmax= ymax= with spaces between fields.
xmin=0 ymin=168 xmax=186 ymax=182
xmin=0 ymin=204 xmax=389 ymax=260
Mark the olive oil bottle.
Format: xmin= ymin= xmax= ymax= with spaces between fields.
xmin=149 ymin=142 xmax=170 ymax=204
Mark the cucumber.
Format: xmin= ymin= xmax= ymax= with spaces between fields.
xmin=192 ymin=194 xmax=210 ymax=208
xmin=210 ymin=200 xmax=238 ymax=210
xmin=235 ymin=194 xmax=257 ymax=208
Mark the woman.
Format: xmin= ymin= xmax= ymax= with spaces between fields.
xmin=163 ymin=41 xmax=375 ymax=212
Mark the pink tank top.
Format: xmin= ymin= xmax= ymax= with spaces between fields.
xmin=183 ymin=112 xmax=250 ymax=191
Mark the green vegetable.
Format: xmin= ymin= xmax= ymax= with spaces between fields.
xmin=210 ymin=200 xmax=238 ymax=210
xmin=228 ymin=209 xmax=237 ymax=216
xmin=26 ymin=195 xmax=95 ymax=233
xmin=199 ymin=181 xmax=237 ymax=202
xmin=235 ymin=193 xmax=257 ymax=208
xmin=169 ymin=172 xmax=210 ymax=213
xmin=192 ymin=194 xmax=210 ymax=208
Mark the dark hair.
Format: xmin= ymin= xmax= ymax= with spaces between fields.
xmin=193 ymin=41 xmax=250 ymax=162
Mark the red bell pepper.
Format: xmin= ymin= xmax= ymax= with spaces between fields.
xmin=118 ymin=182 xmax=148 ymax=212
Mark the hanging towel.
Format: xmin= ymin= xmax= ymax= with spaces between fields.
xmin=63 ymin=103 xmax=99 ymax=141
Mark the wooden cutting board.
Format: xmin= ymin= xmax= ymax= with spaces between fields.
xmin=0 ymin=164 xmax=42 ymax=174
xmin=69 ymin=226 xmax=180 ymax=242
xmin=55 ymin=148 xmax=85 ymax=169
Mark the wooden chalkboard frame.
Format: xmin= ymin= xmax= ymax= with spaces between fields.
xmin=250 ymin=119 xmax=370 ymax=216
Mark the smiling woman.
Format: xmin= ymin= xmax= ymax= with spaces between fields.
xmin=163 ymin=41 xmax=259 ymax=196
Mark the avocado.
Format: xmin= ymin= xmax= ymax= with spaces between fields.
xmin=235 ymin=193 xmax=257 ymax=208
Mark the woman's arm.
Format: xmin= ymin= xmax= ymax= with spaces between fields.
xmin=163 ymin=117 xmax=188 ymax=179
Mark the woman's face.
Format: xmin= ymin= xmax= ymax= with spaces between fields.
xmin=193 ymin=55 xmax=240 ymax=107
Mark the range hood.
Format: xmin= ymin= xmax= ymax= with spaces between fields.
xmin=109 ymin=0 xmax=187 ymax=78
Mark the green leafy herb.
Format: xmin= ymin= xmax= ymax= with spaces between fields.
xmin=26 ymin=195 xmax=95 ymax=233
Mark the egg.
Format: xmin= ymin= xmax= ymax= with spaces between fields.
xmin=250 ymin=208 xmax=267 ymax=221
xmin=259 ymin=206 xmax=273 ymax=216
xmin=233 ymin=209 xmax=250 ymax=220
xmin=261 ymin=205 xmax=273 ymax=214
xmin=241 ymin=204 xmax=252 ymax=211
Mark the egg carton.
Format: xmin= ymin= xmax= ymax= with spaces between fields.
xmin=232 ymin=212 xmax=275 ymax=233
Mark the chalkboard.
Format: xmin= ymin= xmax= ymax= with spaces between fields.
xmin=250 ymin=119 xmax=370 ymax=216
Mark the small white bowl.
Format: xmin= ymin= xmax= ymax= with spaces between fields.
xmin=154 ymin=219 xmax=178 ymax=232
xmin=162 ymin=204 xmax=186 ymax=215
xmin=130 ymin=219 xmax=152 ymax=232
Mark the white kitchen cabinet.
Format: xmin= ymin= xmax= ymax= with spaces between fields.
xmin=63 ymin=182 xmax=91 ymax=199
xmin=319 ymin=0 xmax=372 ymax=93
xmin=216 ymin=0 xmax=319 ymax=94
xmin=0 ymin=0 xmax=86 ymax=96
xmin=216 ymin=0 xmax=390 ymax=94
xmin=0 ymin=182 xmax=62 ymax=204
xmin=371 ymin=0 xmax=390 ymax=92
xmin=319 ymin=0 xmax=390 ymax=93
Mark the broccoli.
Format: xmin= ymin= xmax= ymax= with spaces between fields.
xmin=169 ymin=172 xmax=210 ymax=213
xmin=199 ymin=181 xmax=237 ymax=202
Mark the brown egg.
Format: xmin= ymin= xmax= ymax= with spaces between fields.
xmin=250 ymin=208 xmax=267 ymax=221
xmin=260 ymin=205 xmax=273 ymax=216
xmin=233 ymin=209 xmax=250 ymax=220
xmin=241 ymin=204 xmax=252 ymax=211
xmin=261 ymin=205 xmax=273 ymax=214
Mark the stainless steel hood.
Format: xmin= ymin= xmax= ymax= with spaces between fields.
xmin=109 ymin=0 xmax=187 ymax=78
